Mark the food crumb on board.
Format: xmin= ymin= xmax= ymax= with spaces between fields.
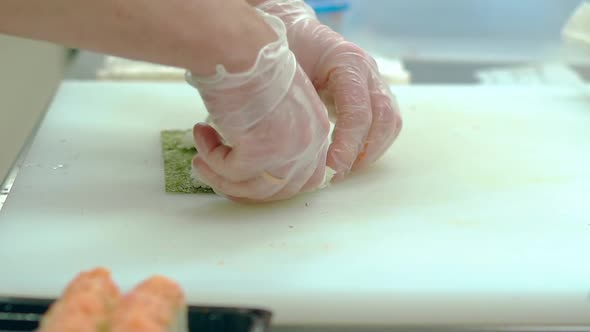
xmin=289 ymin=225 xmax=294 ymax=229
xmin=217 ymin=260 xmax=224 ymax=266
xmin=305 ymin=202 xmax=309 ymax=207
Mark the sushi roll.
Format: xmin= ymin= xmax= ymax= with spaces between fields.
xmin=110 ymin=275 xmax=188 ymax=332
xmin=37 ymin=267 xmax=121 ymax=332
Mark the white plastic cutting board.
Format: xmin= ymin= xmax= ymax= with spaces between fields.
xmin=1 ymin=81 xmax=590 ymax=327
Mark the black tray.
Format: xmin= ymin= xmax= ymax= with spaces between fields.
xmin=0 ymin=297 xmax=272 ymax=332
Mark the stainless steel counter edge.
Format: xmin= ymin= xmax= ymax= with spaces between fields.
xmin=0 ymin=86 xmax=58 ymax=212
xmin=270 ymin=325 xmax=590 ymax=332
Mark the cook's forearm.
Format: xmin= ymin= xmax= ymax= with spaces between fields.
xmin=0 ymin=0 xmax=275 ymax=76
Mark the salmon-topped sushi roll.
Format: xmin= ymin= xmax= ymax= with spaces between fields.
xmin=37 ymin=267 xmax=121 ymax=332
xmin=110 ymin=275 xmax=188 ymax=332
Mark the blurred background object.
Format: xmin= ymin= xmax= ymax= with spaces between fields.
xmin=338 ymin=0 xmax=590 ymax=84
xmin=94 ymin=0 xmax=410 ymax=85
xmin=562 ymin=2 xmax=590 ymax=52
xmin=66 ymin=0 xmax=590 ymax=84
xmin=305 ymin=0 xmax=350 ymax=33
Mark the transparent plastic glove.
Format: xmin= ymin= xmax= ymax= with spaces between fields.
xmin=185 ymin=11 xmax=330 ymax=203
xmin=256 ymin=0 xmax=403 ymax=181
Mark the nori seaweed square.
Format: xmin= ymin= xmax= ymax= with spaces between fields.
xmin=160 ymin=130 xmax=214 ymax=194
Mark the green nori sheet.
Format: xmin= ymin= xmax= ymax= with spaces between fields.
xmin=160 ymin=130 xmax=214 ymax=194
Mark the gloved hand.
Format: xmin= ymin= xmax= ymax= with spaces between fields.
xmin=186 ymin=10 xmax=331 ymax=203
xmin=256 ymin=0 xmax=403 ymax=181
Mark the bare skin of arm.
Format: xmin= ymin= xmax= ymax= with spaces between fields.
xmin=0 ymin=0 xmax=275 ymax=76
